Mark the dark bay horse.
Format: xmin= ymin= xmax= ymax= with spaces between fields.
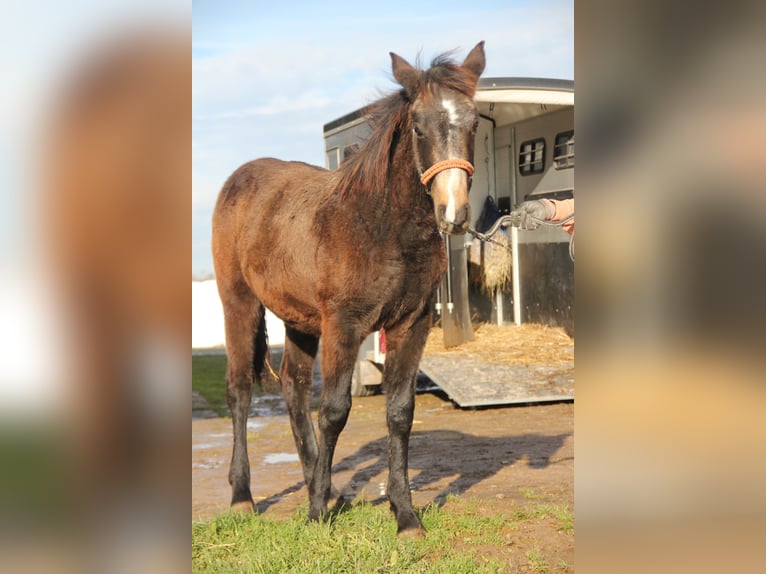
xmin=212 ymin=41 xmax=486 ymax=535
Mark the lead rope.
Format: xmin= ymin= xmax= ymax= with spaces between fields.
xmin=467 ymin=213 xmax=575 ymax=261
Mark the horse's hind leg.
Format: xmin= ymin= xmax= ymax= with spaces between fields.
xmin=280 ymin=327 xmax=319 ymax=489
xmin=382 ymin=308 xmax=431 ymax=535
xmin=219 ymin=282 xmax=264 ymax=511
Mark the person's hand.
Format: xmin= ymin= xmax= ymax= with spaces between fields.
xmin=508 ymin=200 xmax=553 ymax=230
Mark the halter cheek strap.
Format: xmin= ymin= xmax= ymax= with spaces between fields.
xmin=420 ymin=159 xmax=475 ymax=186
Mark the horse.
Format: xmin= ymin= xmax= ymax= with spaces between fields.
xmin=212 ymin=41 xmax=486 ymax=535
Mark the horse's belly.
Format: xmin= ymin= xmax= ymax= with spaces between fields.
xmin=245 ymin=269 xmax=322 ymax=336
xmin=266 ymin=294 xmax=322 ymax=336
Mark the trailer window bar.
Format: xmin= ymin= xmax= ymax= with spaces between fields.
xmin=553 ymin=130 xmax=574 ymax=169
xmin=519 ymin=137 xmax=545 ymax=175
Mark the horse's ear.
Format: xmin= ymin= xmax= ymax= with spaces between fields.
xmin=390 ymin=52 xmax=421 ymax=97
xmin=462 ymin=41 xmax=486 ymax=78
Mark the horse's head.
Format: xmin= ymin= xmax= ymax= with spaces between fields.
xmin=391 ymin=41 xmax=486 ymax=234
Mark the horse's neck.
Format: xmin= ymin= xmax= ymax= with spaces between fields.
xmin=380 ymin=146 xmax=441 ymax=247
xmin=384 ymin=139 xmax=429 ymax=214
xmin=329 ymin=129 xmax=438 ymax=245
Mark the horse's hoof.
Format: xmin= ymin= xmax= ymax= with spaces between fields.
xmin=307 ymin=505 xmax=327 ymax=523
xmin=230 ymin=500 xmax=255 ymax=513
xmin=397 ymin=526 xmax=426 ymax=539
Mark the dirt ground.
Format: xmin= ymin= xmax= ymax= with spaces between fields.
xmin=192 ymin=325 xmax=574 ymax=569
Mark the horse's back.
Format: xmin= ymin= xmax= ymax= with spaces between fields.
xmin=215 ymin=157 xmax=330 ymax=209
xmin=212 ymin=158 xmax=334 ymax=332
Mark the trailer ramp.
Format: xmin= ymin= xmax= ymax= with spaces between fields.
xmin=418 ymin=352 xmax=573 ymax=407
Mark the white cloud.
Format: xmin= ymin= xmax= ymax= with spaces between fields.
xmin=192 ymin=41 xmax=390 ymax=119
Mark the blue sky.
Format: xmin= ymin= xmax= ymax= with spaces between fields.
xmin=192 ymin=0 xmax=573 ymax=275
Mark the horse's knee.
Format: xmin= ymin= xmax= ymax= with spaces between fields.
xmin=387 ymin=407 xmax=414 ymax=436
xmin=319 ymin=394 xmax=352 ymax=433
xmin=385 ymin=380 xmax=416 ymax=434
xmin=386 ymin=388 xmax=415 ymax=435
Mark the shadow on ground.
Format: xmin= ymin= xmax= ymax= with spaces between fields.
xmin=255 ymin=429 xmax=571 ymax=513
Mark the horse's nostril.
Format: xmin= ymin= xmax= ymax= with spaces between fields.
xmin=455 ymin=205 xmax=470 ymax=226
xmin=437 ymin=203 xmax=470 ymax=227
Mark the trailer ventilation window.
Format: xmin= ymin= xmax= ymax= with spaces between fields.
xmin=553 ymin=130 xmax=574 ymax=169
xmin=519 ymin=138 xmax=545 ymax=175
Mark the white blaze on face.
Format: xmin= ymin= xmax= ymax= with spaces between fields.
xmin=441 ymin=97 xmax=461 ymax=223
xmin=442 ymin=97 xmax=459 ymax=124
xmin=444 ymin=169 xmax=460 ymax=222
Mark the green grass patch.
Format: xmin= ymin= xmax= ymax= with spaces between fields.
xmin=192 ymin=354 xmax=229 ymax=417
xmin=192 ymin=351 xmax=285 ymax=417
xmin=519 ymin=487 xmax=546 ymax=502
xmin=193 ymin=497 xmax=573 ymax=572
xmin=512 ymin=489 xmax=573 ymax=534
xmin=510 ymin=503 xmax=573 ymax=534
xmin=193 ymin=500 xmax=513 ymax=573
xmin=526 ymin=547 xmax=549 ymax=573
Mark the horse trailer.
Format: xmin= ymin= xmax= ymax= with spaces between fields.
xmin=323 ymin=78 xmax=574 ymax=395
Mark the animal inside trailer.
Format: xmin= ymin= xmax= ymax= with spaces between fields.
xmin=324 ymin=77 xmax=575 ymax=400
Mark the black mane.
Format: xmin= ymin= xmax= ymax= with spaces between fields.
xmin=335 ymin=51 xmax=476 ymax=199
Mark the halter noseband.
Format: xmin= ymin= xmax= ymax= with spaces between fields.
xmin=420 ymin=159 xmax=475 ymax=186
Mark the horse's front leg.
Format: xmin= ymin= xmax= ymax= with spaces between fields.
xmin=307 ymin=319 xmax=359 ymax=522
xmin=383 ymin=308 xmax=431 ymax=535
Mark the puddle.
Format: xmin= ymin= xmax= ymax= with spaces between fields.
xmin=262 ymin=452 xmax=300 ymax=465
xmin=193 ymin=460 xmax=223 ymax=469
xmin=193 ymin=442 xmax=226 ymax=450
xmin=248 ymin=367 xmax=324 ymax=418
xmin=247 ymin=420 xmax=265 ymax=431
xmin=250 ymin=393 xmax=290 ymax=417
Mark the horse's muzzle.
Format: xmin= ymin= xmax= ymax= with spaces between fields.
xmin=438 ymin=204 xmax=470 ymax=234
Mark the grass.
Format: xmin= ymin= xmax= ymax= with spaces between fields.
xmin=509 ymin=503 xmax=573 ymax=535
xmin=192 ymin=354 xmax=230 ymax=417
xmin=192 ymin=352 xmax=284 ymax=417
xmin=193 ymin=501 xmax=505 ymax=574
xmin=526 ymin=548 xmax=549 ymax=573
xmin=192 ymin=497 xmax=573 ymax=573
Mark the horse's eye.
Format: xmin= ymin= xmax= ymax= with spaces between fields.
xmin=413 ymin=125 xmax=425 ymax=138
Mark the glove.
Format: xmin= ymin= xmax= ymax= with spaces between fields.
xmin=508 ymin=200 xmax=554 ymax=230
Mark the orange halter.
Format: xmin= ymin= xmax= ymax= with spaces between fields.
xmin=419 ymin=158 xmax=474 ymax=186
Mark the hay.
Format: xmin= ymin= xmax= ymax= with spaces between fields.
xmin=482 ymin=231 xmax=512 ymax=291
xmin=424 ymin=322 xmax=573 ymax=366
xmin=469 ymin=233 xmax=512 ymax=293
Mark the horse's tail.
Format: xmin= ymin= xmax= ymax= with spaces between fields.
xmin=254 ymin=310 xmax=281 ymax=393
